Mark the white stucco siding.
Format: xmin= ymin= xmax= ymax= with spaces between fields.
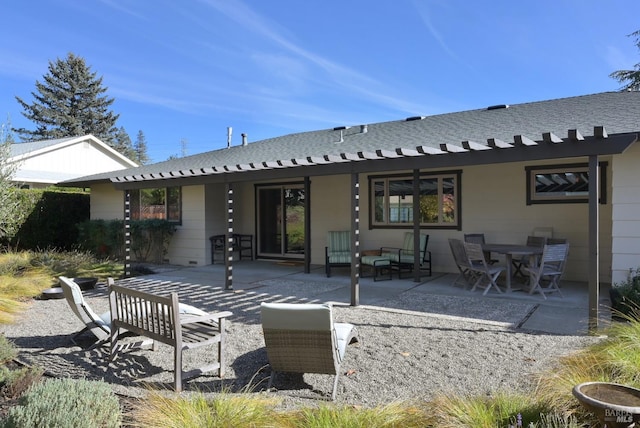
xmin=166 ymin=185 xmax=207 ymax=266
xmin=90 ymin=183 xmax=123 ymax=220
xmin=611 ymin=141 xmax=640 ymax=285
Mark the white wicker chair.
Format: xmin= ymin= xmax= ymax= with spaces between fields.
xmin=261 ymin=302 xmax=359 ymax=400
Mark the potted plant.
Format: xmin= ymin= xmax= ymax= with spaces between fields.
xmin=610 ymin=268 xmax=640 ymax=321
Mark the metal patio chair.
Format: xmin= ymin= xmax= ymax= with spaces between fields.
xmin=381 ymin=232 xmax=431 ymax=278
xmin=325 ymin=231 xmax=351 ymax=277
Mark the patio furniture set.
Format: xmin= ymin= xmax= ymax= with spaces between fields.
xmin=325 ymin=230 xmax=432 ymax=281
xmin=58 ymin=276 xmax=358 ymax=400
xmin=53 ymin=231 xmax=567 ymax=397
xmin=448 ymin=233 xmax=570 ymax=299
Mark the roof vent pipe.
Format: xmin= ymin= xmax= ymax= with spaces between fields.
xmin=241 ymin=133 xmax=248 ymax=146
xmin=227 ymin=127 xmax=232 ymax=148
xmin=360 ymin=124 xmax=368 ymax=134
xmin=486 ymin=104 xmax=509 ymax=110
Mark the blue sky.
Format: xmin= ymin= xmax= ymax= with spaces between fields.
xmin=1 ymin=0 xmax=639 ymax=163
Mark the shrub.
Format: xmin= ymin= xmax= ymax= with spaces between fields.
xmin=0 ymin=336 xmax=17 ymax=364
xmin=129 ymin=220 xmax=176 ymax=263
xmin=533 ymin=316 xmax=640 ymax=425
xmin=0 ymin=365 xmax=43 ymax=399
xmin=609 ymin=268 xmax=640 ymax=320
xmin=3 ymin=378 xmax=121 ymax=428
xmin=295 ymin=401 xmax=430 ymax=428
xmin=426 ymin=392 xmax=549 ymax=428
xmin=78 ymin=219 xmax=175 ymax=263
xmin=3 ymin=189 xmax=89 ymax=251
xmin=76 ymin=219 xmax=125 ymax=259
xmin=130 ymin=391 xmax=283 ymax=428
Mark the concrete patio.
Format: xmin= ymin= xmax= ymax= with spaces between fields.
xmin=131 ymin=260 xmax=614 ymax=336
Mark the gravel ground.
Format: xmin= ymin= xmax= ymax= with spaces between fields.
xmin=0 ymin=278 xmax=600 ymax=409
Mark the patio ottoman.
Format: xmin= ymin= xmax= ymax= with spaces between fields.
xmin=360 ymin=255 xmax=392 ymax=281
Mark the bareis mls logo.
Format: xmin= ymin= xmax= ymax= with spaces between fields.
xmin=604 ymin=408 xmax=634 ymax=423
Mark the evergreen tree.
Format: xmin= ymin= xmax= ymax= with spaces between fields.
xmin=112 ymin=127 xmax=136 ymax=161
xmin=134 ymin=130 xmax=150 ymax=165
xmin=14 ymin=52 xmax=119 ymax=143
xmin=610 ymin=30 xmax=640 ymax=91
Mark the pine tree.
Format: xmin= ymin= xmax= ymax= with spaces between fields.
xmin=111 ymin=127 xmax=136 ymax=161
xmin=134 ymin=130 xmax=150 ymax=165
xmin=14 ymin=52 xmax=119 ymax=143
xmin=610 ymin=30 xmax=640 ymax=91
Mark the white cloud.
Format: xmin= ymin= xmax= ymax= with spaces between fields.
xmin=197 ymin=0 xmax=428 ymax=115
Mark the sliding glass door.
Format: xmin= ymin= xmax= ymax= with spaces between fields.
xmin=257 ymin=184 xmax=305 ymax=258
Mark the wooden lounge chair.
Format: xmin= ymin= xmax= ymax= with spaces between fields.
xmin=261 ymin=302 xmax=359 ymax=401
xmin=59 ymin=276 xmax=112 ymax=348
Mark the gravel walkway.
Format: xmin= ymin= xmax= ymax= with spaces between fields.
xmin=0 ymin=278 xmax=600 ymax=408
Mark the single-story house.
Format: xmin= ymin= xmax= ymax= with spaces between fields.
xmin=9 ymin=134 xmax=138 ymax=188
xmin=61 ymin=91 xmax=640 ymax=325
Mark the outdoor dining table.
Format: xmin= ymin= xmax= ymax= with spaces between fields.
xmin=482 ymin=243 xmax=544 ymax=292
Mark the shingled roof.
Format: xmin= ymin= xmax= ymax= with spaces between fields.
xmin=61 ymin=91 xmax=640 ymax=188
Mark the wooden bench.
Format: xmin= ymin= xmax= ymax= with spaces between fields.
xmin=108 ymin=283 xmax=232 ymax=392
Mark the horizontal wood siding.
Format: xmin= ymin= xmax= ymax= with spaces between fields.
xmin=90 ymin=184 xmax=124 ymax=220
xmin=166 ymin=185 xmax=206 ymax=265
xmin=21 ymin=141 xmax=129 ymax=175
xmin=612 ymin=142 xmax=640 ymax=285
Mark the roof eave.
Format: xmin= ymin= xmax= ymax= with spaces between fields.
xmin=109 ymin=131 xmax=638 ymax=190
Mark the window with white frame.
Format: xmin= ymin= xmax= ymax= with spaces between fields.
xmin=525 ymin=162 xmax=607 ymax=204
xmin=130 ymin=187 xmax=182 ymax=222
xmin=369 ymin=171 xmax=460 ymax=228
